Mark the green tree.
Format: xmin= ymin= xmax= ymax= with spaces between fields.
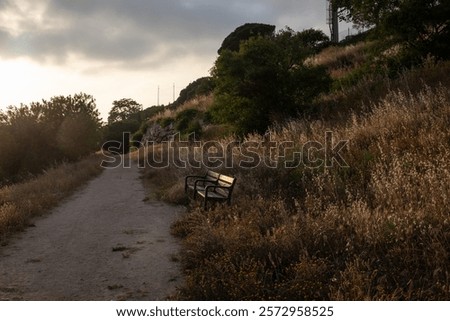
xmin=108 ymin=98 xmax=142 ymax=124
xmin=56 ymin=113 xmax=101 ymax=160
xmin=39 ymin=93 xmax=102 ymax=160
xmin=101 ymin=120 xmax=139 ymax=154
xmin=211 ymin=28 xmax=331 ymax=135
xmin=173 ymin=77 xmax=215 ymax=108
xmin=0 ymin=93 xmax=102 ymax=182
xmin=0 ymin=125 xmax=21 ymax=181
xmin=37 ymin=93 xmax=101 ymax=129
xmin=336 ymin=0 xmax=450 ymax=59
xmin=218 ymin=23 xmax=276 ymax=54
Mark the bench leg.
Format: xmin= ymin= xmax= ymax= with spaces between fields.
xmin=204 ymin=198 xmax=208 ymax=210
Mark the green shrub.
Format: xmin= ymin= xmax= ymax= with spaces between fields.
xmin=157 ymin=117 xmax=174 ymax=128
xmin=175 ymin=109 xmax=199 ymax=132
xmin=131 ymin=130 xmax=144 ymax=147
xmin=173 ymin=77 xmax=215 ymax=108
xmin=102 ymin=120 xmax=139 ymax=154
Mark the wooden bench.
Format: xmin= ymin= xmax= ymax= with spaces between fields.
xmin=185 ymin=170 xmax=237 ymax=210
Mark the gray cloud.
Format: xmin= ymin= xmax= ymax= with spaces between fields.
xmin=0 ymin=0 xmax=329 ymax=70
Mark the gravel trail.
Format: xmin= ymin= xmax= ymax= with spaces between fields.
xmin=0 ymin=160 xmax=182 ymax=300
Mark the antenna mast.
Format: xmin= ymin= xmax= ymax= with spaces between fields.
xmin=157 ymin=86 xmax=160 ymax=106
xmin=327 ymin=0 xmax=339 ymax=43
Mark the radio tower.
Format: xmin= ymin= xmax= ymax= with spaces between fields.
xmin=327 ymin=0 xmax=339 ymax=43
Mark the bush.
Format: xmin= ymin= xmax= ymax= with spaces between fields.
xmin=102 ymin=120 xmax=140 ymax=154
xmin=131 ymin=130 xmax=144 ymax=148
xmin=157 ymin=117 xmax=175 ymax=128
xmin=175 ymin=109 xmax=199 ymax=132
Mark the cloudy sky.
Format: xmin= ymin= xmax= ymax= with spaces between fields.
xmin=0 ymin=0 xmax=345 ymax=120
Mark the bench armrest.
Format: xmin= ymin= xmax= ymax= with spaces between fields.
xmin=194 ymin=179 xmax=218 ymax=191
xmin=185 ymin=175 xmax=206 ymax=191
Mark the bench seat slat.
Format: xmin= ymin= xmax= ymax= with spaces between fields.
xmin=197 ymin=191 xmax=228 ymax=200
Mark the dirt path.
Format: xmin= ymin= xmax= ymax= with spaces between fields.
xmin=0 ymin=159 xmax=183 ymax=300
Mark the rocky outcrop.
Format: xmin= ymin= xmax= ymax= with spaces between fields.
xmin=141 ymin=123 xmax=175 ymax=144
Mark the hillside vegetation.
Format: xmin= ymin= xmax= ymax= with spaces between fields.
xmin=137 ymin=9 xmax=450 ymax=299
xmin=140 ymin=59 xmax=449 ymax=300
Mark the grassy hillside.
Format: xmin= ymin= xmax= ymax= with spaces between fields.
xmin=139 ymin=46 xmax=450 ymax=299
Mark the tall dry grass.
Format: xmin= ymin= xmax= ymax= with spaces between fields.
xmin=306 ymin=42 xmax=370 ymax=79
xmin=315 ymin=58 xmax=450 ymax=122
xmin=140 ymin=61 xmax=450 ymax=300
xmin=150 ymin=95 xmax=214 ymax=123
xmin=0 ymin=154 xmax=103 ymax=243
xmin=171 ymin=83 xmax=449 ymax=300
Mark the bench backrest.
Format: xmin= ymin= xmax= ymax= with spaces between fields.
xmin=205 ymin=170 xmax=221 ymax=182
xmin=215 ymin=174 xmax=237 ymax=197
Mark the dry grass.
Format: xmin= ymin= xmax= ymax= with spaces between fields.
xmin=306 ymin=42 xmax=371 ymax=79
xmin=0 ymin=154 xmax=103 ymax=242
xmin=315 ymin=58 xmax=450 ymax=122
xmin=176 ymin=84 xmax=449 ymax=300
xmin=141 ymin=59 xmax=450 ymax=300
xmin=150 ymin=95 xmax=213 ymax=123
xmin=307 ymin=42 xmax=369 ymax=67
